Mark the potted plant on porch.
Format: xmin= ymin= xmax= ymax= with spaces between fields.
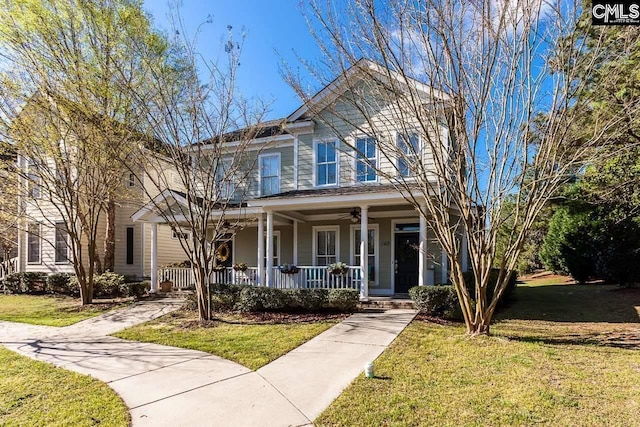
xmin=232 ymin=262 xmax=248 ymax=272
xmin=327 ymin=262 xmax=349 ymax=275
xmin=280 ymin=264 xmax=299 ymax=274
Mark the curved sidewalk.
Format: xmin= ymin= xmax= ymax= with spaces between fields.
xmin=0 ymin=300 xmax=416 ymax=426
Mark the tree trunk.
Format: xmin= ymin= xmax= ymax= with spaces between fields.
xmin=103 ymin=199 xmax=116 ymax=272
xmin=194 ymin=265 xmax=211 ymax=321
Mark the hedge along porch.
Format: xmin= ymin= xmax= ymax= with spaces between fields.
xmin=132 ymin=188 xmax=466 ymax=300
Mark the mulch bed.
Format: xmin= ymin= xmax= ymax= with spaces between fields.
xmin=177 ymin=309 xmax=350 ymax=328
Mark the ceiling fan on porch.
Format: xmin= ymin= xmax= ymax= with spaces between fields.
xmin=340 ymin=208 xmax=373 ymax=223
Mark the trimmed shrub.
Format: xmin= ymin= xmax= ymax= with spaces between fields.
xmin=47 ymin=273 xmax=72 ymax=295
xmin=297 ymin=288 xmax=328 ymax=311
xmin=2 ymin=273 xmax=23 ymax=294
xmin=235 ymin=287 xmax=290 ymax=312
xmin=1 ymin=272 xmax=47 ymax=294
xmin=126 ymin=281 xmax=150 ymax=298
xmin=327 ymin=289 xmax=359 ymax=311
xmin=93 ymin=272 xmax=127 ymax=297
xmin=409 ymin=285 xmax=460 ymax=319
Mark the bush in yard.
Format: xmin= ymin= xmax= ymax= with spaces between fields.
xmin=235 ymin=287 xmax=290 ymax=312
xmin=93 ymin=272 xmax=126 ymax=297
xmin=2 ymin=272 xmax=48 ymax=294
xmin=327 ymin=289 xmax=359 ymax=311
xmin=125 ymin=281 xmax=150 ymax=298
xmin=46 ymin=273 xmax=78 ymax=295
xmin=409 ymin=285 xmax=461 ymax=319
xmin=2 ymin=273 xmax=23 ymax=294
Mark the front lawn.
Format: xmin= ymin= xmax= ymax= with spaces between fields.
xmin=0 ymin=294 xmax=129 ymax=327
xmin=317 ymin=277 xmax=640 ymax=426
xmin=0 ymin=346 xmax=129 ymax=426
xmin=113 ymin=310 xmax=342 ymax=370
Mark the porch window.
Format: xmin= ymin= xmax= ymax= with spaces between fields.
xmin=260 ymin=153 xmax=280 ymax=196
xmin=27 ymin=223 xmax=40 ymax=264
xmin=397 ymin=132 xmax=420 ymax=177
xmin=314 ymin=227 xmax=338 ymax=266
xmin=352 ymin=225 xmax=378 ymax=283
xmin=315 ymin=141 xmax=337 ymax=186
xmin=27 ymin=158 xmax=41 ymax=199
xmin=356 ymin=137 xmax=377 ymax=182
xmin=215 ymin=158 xmax=235 ymax=199
xmin=55 ymin=222 xmax=69 ymax=264
xmin=263 ymin=231 xmax=280 ymax=267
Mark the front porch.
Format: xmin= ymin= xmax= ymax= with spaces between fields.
xmin=135 ymin=187 xmax=467 ymax=299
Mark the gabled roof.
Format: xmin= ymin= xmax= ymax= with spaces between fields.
xmin=286 ymin=58 xmax=451 ymax=122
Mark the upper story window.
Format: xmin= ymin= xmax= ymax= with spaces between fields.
xmin=215 ymin=158 xmax=235 ymax=199
xmin=27 ymin=158 xmax=41 ymax=199
xmin=260 ymin=153 xmax=280 ymax=196
xmin=356 ymin=137 xmax=377 ymax=182
xmin=397 ymin=132 xmax=420 ymax=177
xmin=316 ymin=141 xmax=337 ymax=186
xmin=127 ymin=173 xmax=136 ymax=188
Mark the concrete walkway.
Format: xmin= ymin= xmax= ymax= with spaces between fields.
xmin=0 ymin=300 xmax=416 ymax=427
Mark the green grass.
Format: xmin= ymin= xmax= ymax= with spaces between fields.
xmin=0 ymin=346 xmax=129 ymax=427
xmin=316 ymin=276 xmax=640 ymax=426
xmin=0 ymin=294 xmax=128 ymax=327
xmin=113 ymin=310 xmax=339 ymax=370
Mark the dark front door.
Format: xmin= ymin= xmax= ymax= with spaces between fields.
xmin=394 ymin=232 xmax=419 ymax=294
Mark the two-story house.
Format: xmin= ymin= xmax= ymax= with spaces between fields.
xmin=134 ymin=60 xmax=469 ymax=298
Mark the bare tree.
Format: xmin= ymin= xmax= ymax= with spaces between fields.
xmin=287 ymin=0 xmax=631 ymax=335
xmin=127 ymin=20 xmax=270 ymax=320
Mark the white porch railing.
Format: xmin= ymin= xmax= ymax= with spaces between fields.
xmin=157 ymin=265 xmax=362 ymax=290
xmin=271 ymin=266 xmax=361 ymax=290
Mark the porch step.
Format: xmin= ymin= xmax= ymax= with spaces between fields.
xmin=359 ymin=297 xmax=415 ymax=310
xmin=145 ymin=290 xmax=193 ymax=300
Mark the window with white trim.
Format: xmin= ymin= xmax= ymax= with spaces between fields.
xmin=127 ymin=173 xmax=136 ymax=187
xmin=55 ymin=222 xmax=69 ymax=264
xmin=260 ymin=154 xmax=280 ymax=196
xmin=356 ymin=137 xmax=377 ymax=182
xmin=397 ymin=132 xmax=420 ymax=177
xmin=27 ymin=223 xmax=40 ymax=264
xmin=351 ymin=225 xmax=378 ymax=284
xmin=215 ymin=158 xmax=235 ymax=199
xmin=314 ymin=226 xmax=339 ymax=266
xmin=172 ymin=230 xmax=191 ymax=240
xmin=27 ymin=158 xmax=41 ymax=199
xmin=263 ymin=231 xmax=280 ymax=267
xmin=315 ymin=141 xmax=337 ymax=186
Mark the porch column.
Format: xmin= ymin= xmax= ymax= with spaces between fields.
xmin=419 ymin=207 xmax=427 ymax=286
xmin=360 ymin=205 xmax=369 ymax=300
xmin=257 ymin=214 xmax=264 ymax=286
xmin=441 ymin=246 xmax=448 ymax=284
xmin=150 ymin=223 xmax=158 ymax=293
xmin=292 ymin=220 xmax=298 ymax=265
xmin=266 ymin=211 xmax=273 ymax=287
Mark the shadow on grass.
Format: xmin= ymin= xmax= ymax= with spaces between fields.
xmin=497 ymin=283 xmax=640 ymax=323
xmin=501 ymin=330 xmax=640 ymax=350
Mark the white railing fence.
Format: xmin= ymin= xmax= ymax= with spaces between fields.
xmin=157 ymin=265 xmax=362 ymax=290
xmin=0 ymin=257 xmax=18 ymax=293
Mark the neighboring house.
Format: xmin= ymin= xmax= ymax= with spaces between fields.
xmin=12 ymin=95 xmax=185 ymax=280
xmin=134 ymin=60 xmax=469 ymax=298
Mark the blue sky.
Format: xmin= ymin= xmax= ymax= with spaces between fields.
xmin=143 ymin=0 xmax=321 ymax=120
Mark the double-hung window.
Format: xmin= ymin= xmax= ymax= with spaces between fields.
xmin=215 ymin=158 xmax=235 ymax=199
xmin=260 ymin=154 xmax=280 ymax=196
xmin=55 ymin=222 xmax=69 ymax=263
xmin=356 ymin=137 xmax=377 ymax=182
xmin=397 ymin=132 xmax=420 ymax=177
xmin=27 ymin=158 xmax=41 ymax=199
xmin=314 ymin=227 xmax=338 ymax=266
xmin=27 ymin=223 xmax=40 ymax=264
xmin=316 ymin=141 xmax=337 ymax=186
